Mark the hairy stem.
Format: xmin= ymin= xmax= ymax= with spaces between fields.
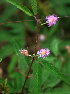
xmin=34 ymin=16 xmax=44 ymax=54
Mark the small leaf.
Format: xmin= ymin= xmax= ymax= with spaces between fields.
xmin=6 ymin=0 xmax=33 ymax=16
xmin=41 ymin=61 xmax=69 ymax=84
xmin=30 ymin=0 xmax=38 ymax=15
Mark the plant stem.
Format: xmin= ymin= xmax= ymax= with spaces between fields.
xmin=34 ymin=16 xmax=44 ymax=54
xmin=35 ymin=58 xmax=43 ymax=67
xmin=20 ymin=57 xmax=35 ymax=94
xmin=0 ymin=20 xmax=34 ymax=25
xmin=20 ymin=16 xmax=44 ymax=94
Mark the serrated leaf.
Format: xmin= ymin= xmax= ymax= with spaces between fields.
xmin=44 ymin=55 xmax=57 ymax=62
xmin=30 ymin=0 xmax=38 ymax=15
xmin=42 ymin=67 xmax=50 ymax=82
xmin=6 ymin=0 xmax=33 ymax=16
xmin=41 ymin=61 xmax=69 ymax=84
xmin=33 ymin=60 xmax=42 ymax=94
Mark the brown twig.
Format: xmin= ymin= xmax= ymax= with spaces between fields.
xmin=20 ymin=57 xmax=35 ymax=94
xmin=34 ymin=16 xmax=44 ymax=54
xmin=0 ymin=20 xmax=34 ymax=25
xmin=35 ymin=58 xmax=43 ymax=67
xmin=17 ymin=68 xmax=32 ymax=78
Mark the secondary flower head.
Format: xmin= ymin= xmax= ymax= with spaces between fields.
xmin=19 ymin=49 xmax=28 ymax=56
xmin=37 ymin=48 xmax=50 ymax=59
xmin=19 ymin=48 xmax=31 ymax=56
xmin=46 ymin=14 xmax=58 ymax=27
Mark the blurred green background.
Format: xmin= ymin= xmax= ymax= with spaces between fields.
xmin=0 ymin=0 xmax=70 ymax=94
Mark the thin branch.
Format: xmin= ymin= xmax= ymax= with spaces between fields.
xmin=34 ymin=16 xmax=44 ymax=54
xmin=35 ymin=58 xmax=43 ymax=67
xmin=20 ymin=57 xmax=35 ymax=94
xmin=0 ymin=20 xmax=34 ymax=25
xmin=20 ymin=16 xmax=44 ymax=94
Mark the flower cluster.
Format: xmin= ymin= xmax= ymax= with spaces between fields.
xmin=46 ymin=14 xmax=58 ymax=27
xmin=37 ymin=48 xmax=50 ymax=59
xmin=19 ymin=48 xmax=50 ymax=59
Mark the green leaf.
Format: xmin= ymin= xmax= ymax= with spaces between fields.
xmin=33 ymin=60 xmax=42 ymax=94
xmin=44 ymin=73 xmax=61 ymax=88
xmin=6 ymin=0 xmax=33 ymax=16
xmin=14 ymin=72 xmax=25 ymax=91
xmin=30 ymin=0 xmax=38 ymax=15
xmin=0 ymin=44 xmax=14 ymax=59
xmin=52 ymin=88 xmax=70 ymax=94
xmin=0 ymin=4 xmax=17 ymax=23
xmin=42 ymin=67 xmax=50 ymax=82
xmin=13 ymin=40 xmax=28 ymax=71
xmin=13 ymin=40 xmax=28 ymax=91
xmin=48 ymin=22 xmax=59 ymax=36
xmin=44 ymin=55 xmax=57 ymax=62
xmin=50 ymin=38 xmax=60 ymax=56
xmin=41 ymin=61 xmax=69 ymax=84
xmin=7 ymin=54 xmax=17 ymax=73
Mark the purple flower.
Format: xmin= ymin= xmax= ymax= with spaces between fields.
xmin=37 ymin=48 xmax=50 ymax=59
xmin=45 ymin=14 xmax=58 ymax=27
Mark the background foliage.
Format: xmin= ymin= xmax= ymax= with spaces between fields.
xmin=0 ymin=0 xmax=70 ymax=94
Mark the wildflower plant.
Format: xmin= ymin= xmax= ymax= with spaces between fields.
xmin=0 ymin=0 xmax=70 ymax=94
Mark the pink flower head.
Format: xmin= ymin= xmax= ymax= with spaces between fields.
xmin=46 ymin=14 xmax=58 ymax=27
xmin=37 ymin=48 xmax=50 ymax=59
